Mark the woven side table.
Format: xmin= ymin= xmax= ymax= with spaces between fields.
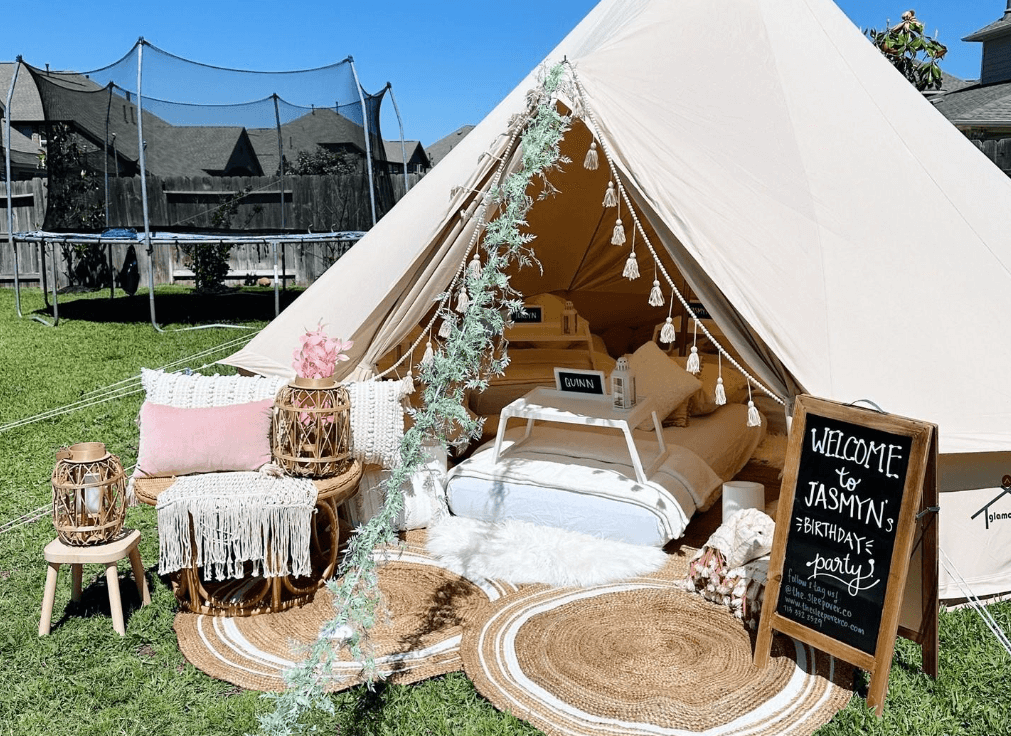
xmin=39 ymin=528 xmax=150 ymax=636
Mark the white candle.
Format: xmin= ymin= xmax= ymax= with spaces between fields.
xmin=83 ymin=472 xmax=102 ymax=516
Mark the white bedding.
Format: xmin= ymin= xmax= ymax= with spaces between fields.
xmin=447 ymin=423 xmax=722 ymax=546
xmin=445 ymin=403 xmax=766 ymax=546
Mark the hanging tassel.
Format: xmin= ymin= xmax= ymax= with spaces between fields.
xmin=420 ymin=340 xmax=434 ymax=367
xmin=404 ymin=370 xmax=416 ymax=394
xmin=611 ymin=218 xmax=626 ymax=246
xmin=468 ymin=252 xmax=482 ymax=278
xmin=648 ymin=279 xmax=664 ymax=307
xmin=623 ymin=252 xmax=639 ymax=280
xmin=659 ymin=317 xmax=676 ymax=344
xmin=571 ymin=94 xmax=585 ymax=120
xmin=714 ymin=377 xmax=727 ymax=406
xmin=686 ymin=346 xmax=701 ymax=374
xmin=584 ymin=141 xmax=599 ymax=170
xmin=438 ymin=318 xmax=453 ymax=339
xmin=455 ymin=287 xmax=469 ymax=313
xmin=714 ymin=354 xmax=727 ymax=405
xmin=603 ymin=181 xmax=618 ymax=208
xmin=746 ymin=384 xmax=762 ymax=427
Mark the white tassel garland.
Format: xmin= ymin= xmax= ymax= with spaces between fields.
xmin=686 ymin=345 xmax=701 ymax=374
xmin=623 ymin=252 xmax=639 ymax=280
xmin=404 ymin=370 xmax=416 ymax=394
xmin=603 ymin=182 xmax=618 ymax=208
xmin=438 ymin=318 xmax=453 ymax=339
xmin=571 ymin=95 xmax=585 ymax=120
xmin=468 ymin=252 xmax=482 ymax=278
xmin=659 ymin=317 xmax=676 ymax=344
xmin=648 ymin=279 xmax=664 ymax=307
xmin=420 ymin=340 xmax=434 ymax=367
xmin=455 ymin=287 xmax=469 ymax=313
xmin=714 ymin=377 xmax=727 ymax=406
xmin=612 ymin=218 xmax=626 ymax=246
xmin=584 ymin=141 xmax=599 ymax=170
xmin=747 ymin=400 xmax=762 ymax=427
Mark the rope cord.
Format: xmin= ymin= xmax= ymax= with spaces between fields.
xmin=939 ymin=548 xmax=1011 ymax=657
xmin=566 ymin=62 xmax=785 ymax=406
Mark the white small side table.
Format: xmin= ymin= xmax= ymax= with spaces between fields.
xmin=491 ymin=387 xmax=668 ymax=484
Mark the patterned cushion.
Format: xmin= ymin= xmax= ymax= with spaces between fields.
xmin=344 ymin=377 xmax=412 ymax=469
xmin=141 ymin=368 xmax=286 ymax=408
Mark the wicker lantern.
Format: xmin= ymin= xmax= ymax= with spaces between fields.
xmin=51 ymin=442 xmax=127 ymax=546
xmin=272 ymin=377 xmax=352 ymax=478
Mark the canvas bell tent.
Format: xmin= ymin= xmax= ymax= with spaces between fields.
xmin=223 ymin=0 xmax=1011 ymax=599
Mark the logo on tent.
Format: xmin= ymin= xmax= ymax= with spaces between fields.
xmin=971 ymin=475 xmax=1011 ymax=530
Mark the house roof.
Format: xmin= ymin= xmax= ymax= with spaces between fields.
xmin=964 ymin=9 xmax=1011 ymax=42
xmin=249 ymin=107 xmax=368 ymax=174
xmin=145 ymin=126 xmax=258 ymax=177
xmin=382 ymin=139 xmax=429 ymax=167
xmin=931 ymin=80 xmax=1011 ymax=126
xmin=938 ymin=70 xmax=975 ymax=94
xmin=425 ymin=124 xmax=474 ymax=167
xmin=0 ymin=62 xmax=45 ymax=121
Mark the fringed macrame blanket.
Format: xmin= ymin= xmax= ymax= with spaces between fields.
xmin=156 ymin=471 xmax=317 ymax=580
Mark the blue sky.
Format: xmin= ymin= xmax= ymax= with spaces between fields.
xmin=3 ymin=1 xmax=1004 ymax=147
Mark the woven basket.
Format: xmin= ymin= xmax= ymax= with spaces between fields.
xmin=272 ymin=378 xmax=352 ymax=478
xmin=51 ymin=442 xmax=127 ymax=546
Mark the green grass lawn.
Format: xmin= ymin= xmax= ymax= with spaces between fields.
xmin=0 ymin=286 xmax=1009 ymax=736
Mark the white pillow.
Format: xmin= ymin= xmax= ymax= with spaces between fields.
xmin=344 ymin=377 xmax=412 ymax=468
xmin=347 ymin=440 xmax=448 ymax=530
xmin=627 ymin=342 xmax=702 ymax=430
xmin=141 ymin=368 xmax=286 ymax=408
xmin=671 ymin=356 xmax=749 ymax=416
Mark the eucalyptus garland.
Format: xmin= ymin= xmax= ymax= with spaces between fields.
xmin=253 ymin=63 xmax=572 ymax=735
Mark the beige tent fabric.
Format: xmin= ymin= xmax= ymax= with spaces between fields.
xmin=223 ymin=0 xmax=1011 ymax=457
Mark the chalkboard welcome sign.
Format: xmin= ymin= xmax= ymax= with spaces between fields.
xmin=754 ymin=395 xmax=936 ymax=715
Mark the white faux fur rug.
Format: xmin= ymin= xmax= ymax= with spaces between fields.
xmin=426 ymin=516 xmax=668 ymax=588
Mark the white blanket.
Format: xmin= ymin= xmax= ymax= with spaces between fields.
xmin=448 ymin=425 xmax=722 ymax=544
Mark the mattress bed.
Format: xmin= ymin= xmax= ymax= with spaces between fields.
xmin=445 ymin=403 xmax=766 ymax=546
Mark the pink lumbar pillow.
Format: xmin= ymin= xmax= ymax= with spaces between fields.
xmin=135 ymin=399 xmax=274 ymax=477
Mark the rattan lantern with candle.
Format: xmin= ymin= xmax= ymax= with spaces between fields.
xmin=272 ymin=324 xmax=354 ymax=478
xmin=51 ymin=442 xmax=127 ymax=546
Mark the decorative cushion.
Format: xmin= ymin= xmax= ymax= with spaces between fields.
xmin=671 ymin=356 xmax=750 ymax=416
xmin=141 ymin=368 xmax=286 ymax=408
xmin=627 ymin=342 xmax=702 ymax=430
xmin=135 ymin=399 xmax=274 ymax=477
xmin=345 ymin=377 xmax=412 ymax=469
xmin=348 ymin=441 xmax=448 ymax=531
xmin=664 ymin=401 xmax=690 ymax=428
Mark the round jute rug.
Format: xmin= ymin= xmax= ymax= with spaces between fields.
xmin=174 ymin=541 xmax=518 ymax=692
xmin=461 ymin=577 xmax=854 ymax=736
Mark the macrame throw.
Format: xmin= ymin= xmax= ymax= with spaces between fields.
xmin=156 ymin=471 xmax=317 ymax=580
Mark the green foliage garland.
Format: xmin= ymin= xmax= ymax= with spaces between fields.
xmin=253 ymin=63 xmax=571 ymax=736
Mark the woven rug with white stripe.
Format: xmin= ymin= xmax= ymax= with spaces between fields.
xmin=172 ymin=533 xmax=518 ymax=692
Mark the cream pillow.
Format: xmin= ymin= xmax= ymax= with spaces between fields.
xmin=344 ymin=377 xmax=412 ymax=468
xmin=671 ymin=356 xmax=749 ymax=416
xmin=627 ymin=342 xmax=702 ymax=430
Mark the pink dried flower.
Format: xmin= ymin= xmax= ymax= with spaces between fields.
xmin=292 ymin=321 xmax=353 ymax=379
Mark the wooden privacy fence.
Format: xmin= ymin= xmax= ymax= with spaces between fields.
xmin=970 ymin=138 xmax=1011 ymax=175
xmin=2 ymin=172 xmax=422 ymax=289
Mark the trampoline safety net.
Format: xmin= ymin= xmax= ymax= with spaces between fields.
xmin=23 ymin=39 xmax=397 ymax=234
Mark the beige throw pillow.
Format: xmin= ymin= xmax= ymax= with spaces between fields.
xmin=627 ymin=342 xmax=702 ymax=430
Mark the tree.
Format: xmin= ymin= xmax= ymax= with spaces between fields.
xmin=866 ymin=10 xmax=947 ymax=92
xmin=281 ymin=145 xmax=359 ymax=176
xmin=42 ymin=123 xmax=110 ymax=289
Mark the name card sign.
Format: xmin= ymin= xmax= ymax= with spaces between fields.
xmin=511 ymin=306 xmax=543 ymax=324
xmin=553 ymin=368 xmax=606 ymax=396
xmin=754 ymin=395 xmax=937 ymax=716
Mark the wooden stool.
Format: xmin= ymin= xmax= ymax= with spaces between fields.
xmin=39 ymin=528 xmax=150 ymax=636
